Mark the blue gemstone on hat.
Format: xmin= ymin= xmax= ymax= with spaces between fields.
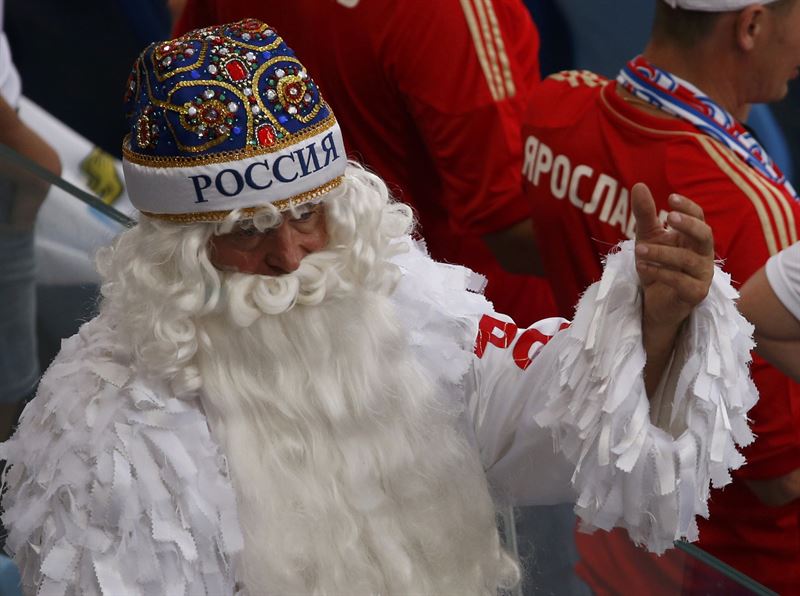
xmin=262 ymin=51 xmax=272 ymax=59
xmin=232 ymin=126 xmax=242 ymax=135
xmin=190 ymin=70 xmax=200 ymax=79
xmin=278 ymin=115 xmax=289 ymax=124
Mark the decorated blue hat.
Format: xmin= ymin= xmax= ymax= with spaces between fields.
xmin=122 ymin=19 xmax=347 ymax=223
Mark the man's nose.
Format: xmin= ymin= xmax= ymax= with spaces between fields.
xmin=265 ymin=223 xmax=305 ymax=274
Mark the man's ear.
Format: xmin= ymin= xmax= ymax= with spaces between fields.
xmin=735 ymin=4 xmax=767 ymax=51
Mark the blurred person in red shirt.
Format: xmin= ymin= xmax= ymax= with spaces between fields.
xmin=522 ymin=0 xmax=800 ymax=592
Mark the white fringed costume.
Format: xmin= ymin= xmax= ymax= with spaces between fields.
xmin=1 ymin=239 xmax=757 ymax=595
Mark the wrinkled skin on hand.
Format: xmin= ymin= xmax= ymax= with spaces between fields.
xmin=630 ymin=183 xmax=715 ymax=394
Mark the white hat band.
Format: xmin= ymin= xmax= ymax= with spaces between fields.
xmin=662 ymin=0 xmax=778 ymax=11
xmin=123 ymin=122 xmax=347 ymax=221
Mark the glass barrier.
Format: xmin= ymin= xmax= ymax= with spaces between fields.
xmin=0 ymin=142 xmax=778 ymax=596
xmin=0 ymin=143 xmax=134 ymax=228
xmin=0 ymin=135 xmax=135 ymax=428
xmin=506 ymin=506 xmax=777 ymax=596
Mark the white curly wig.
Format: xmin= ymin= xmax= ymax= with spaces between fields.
xmin=97 ymin=163 xmax=413 ymax=395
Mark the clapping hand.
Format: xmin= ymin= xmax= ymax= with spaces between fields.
xmin=631 ymin=183 xmax=715 ymax=393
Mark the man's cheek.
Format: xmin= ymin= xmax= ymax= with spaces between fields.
xmin=209 ymin=242 xmax=258 ymax=274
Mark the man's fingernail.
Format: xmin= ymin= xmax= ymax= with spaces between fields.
xmin=670 ymin=194 xmax=682 ymax=204
xmin=668 ymin=212 xmax=682 ymax=224
xmin=636 ymin=244 xmax=649 ymax=255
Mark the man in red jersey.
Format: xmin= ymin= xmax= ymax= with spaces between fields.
xmin=175 ymin=0 xmax=556 ymax=327
xmin=522 ymin=0 xmax=800 ymax=592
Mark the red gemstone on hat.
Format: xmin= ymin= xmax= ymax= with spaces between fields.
xmin=257 ymin=125 xmax=276 ymax=147
xmin=225 ymin=59 xmax=248 ymax=81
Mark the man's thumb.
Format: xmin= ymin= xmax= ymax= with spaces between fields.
xmin=631 ymin=182 xmax=661 ymax=239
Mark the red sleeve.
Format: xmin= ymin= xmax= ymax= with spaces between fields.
xmin=666 ymin=144 xmax=800 ymax=479
xmin=386 ymin=0 xmax=540 ymax=236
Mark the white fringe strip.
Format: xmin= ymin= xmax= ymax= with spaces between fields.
xmin=534 ymin=240 xmax=757 ymax=553
xmin=391 ymin=238 xmax=492 ymax=386
xmin=1 ymin=320 xmax=244 ymax=595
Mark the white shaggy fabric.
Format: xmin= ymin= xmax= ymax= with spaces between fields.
xmin=532 ymin=241 xmax=758 ymax=553
xmin=1 ymin=239 xmax=757 ymax=593
xmin=0 ymin=320 xmax=243 ymax=595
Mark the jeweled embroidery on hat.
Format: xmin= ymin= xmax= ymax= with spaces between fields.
xmin=125 ymin=19 xmax=331 ymax=160
xmin=121 ymin=19 xmax=348 ymax=222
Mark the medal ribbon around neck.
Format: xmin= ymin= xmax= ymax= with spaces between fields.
xmin=618 ymin=55 xmax=798 ymax=200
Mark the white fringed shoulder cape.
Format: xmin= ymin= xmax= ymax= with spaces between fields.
xmin=0 ymin=323 xmax=244 ymax=595
xmin=1 ymin=238 xmax=757 ymax=594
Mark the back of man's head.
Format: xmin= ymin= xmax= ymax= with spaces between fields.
xmin=645 ymin=0 xmax=800 ymax=108
xmin=651 ymin=3 xmax=724 ymax=47
xmin=652 ymin=0 xmax=795 ymax=48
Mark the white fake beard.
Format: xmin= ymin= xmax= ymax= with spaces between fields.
xmin=194 ymin=266 xmax=519 ymax=595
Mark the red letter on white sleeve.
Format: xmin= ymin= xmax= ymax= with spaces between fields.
xmin=474 ymin=315 xmax=518 ymax=358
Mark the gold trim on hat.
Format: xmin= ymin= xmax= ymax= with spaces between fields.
xmin=180 ymin=25 xmax=285 ymax=54
xmin=251 ymin=56 xmax=322 ymax=125
xmin=123 ymin=112 xmax=337 ymax=168
xmin=165 ymin=72 xmax=289 ymax=138
xmin=163 ymin=78 xmax=282 ymax=152
xmin=149 ymin=34 xmax=283 ymax=83
xmin=149 ymin=42 xmax=209 ymax=83
xmin=140 ymin=176 xmax=344 ymax=223
xmin=141 ymin=72 xmax=288 ymax=154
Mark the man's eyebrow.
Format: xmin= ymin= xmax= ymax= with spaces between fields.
xmin=291 ymin=204 xmax=321 ymax=217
